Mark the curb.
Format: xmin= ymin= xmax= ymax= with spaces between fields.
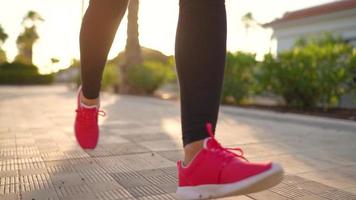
xmin=221 ymin=105 xmax=356 ymax=133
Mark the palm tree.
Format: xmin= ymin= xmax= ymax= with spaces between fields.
xmin=15 ymin=11 xmax=44 ymax=64
xmin=120 ymin=0 xmax=142 ymax=93
xmin=0 ymin=25 xmax=8 ymax=63
xmin=241 ymin=12 xmax=260 ymax=52
xmin=0 ymin=25 xmax=8 ymax=45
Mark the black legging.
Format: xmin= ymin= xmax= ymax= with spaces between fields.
xmin=80 ymin=0 xmax=226 ymax=146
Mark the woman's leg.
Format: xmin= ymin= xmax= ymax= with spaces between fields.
xmin=75 ymin=0 xmax=128 ymax=149
xmin=175 ymin=0 xmax=227 ymax=163
xmin=80 ymin=0 xmax=128 ymax=102
xmin=175 ymin=2 xmax=284 ymax=198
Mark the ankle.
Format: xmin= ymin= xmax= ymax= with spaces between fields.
xmin=183 ymin=139 xmax=204 ymax=165
xmin=80 ymin=91 xmax=99 ymax=107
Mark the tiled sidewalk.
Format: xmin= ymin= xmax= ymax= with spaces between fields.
xmin=1 ymin=85 xmax=356 ymax=200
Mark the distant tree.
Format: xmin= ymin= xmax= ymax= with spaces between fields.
xmin=120 ymin=0 xmax=142 ymax=93
xmin=241 ymin=12 xmax=253 ymax=35
xmin=51 ymin=57 xmax=60 ymax=64
xmin=241 ymin=12 xmax=261 ymax=52
xmin=15 ymin=11 xmax=44 ymax=64
xmin=0 ymin=24 xmax=8 ymax=64
xmin=0 ymin=25 xmax=8 ymax=45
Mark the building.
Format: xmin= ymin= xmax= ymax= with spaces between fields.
xmin=265 ymin=0 xmax=356 ymax=52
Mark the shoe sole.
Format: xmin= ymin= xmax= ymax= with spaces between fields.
xmin=176 ymin=162 xmax=284 ymax=200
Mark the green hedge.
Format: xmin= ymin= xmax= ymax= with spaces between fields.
xmin=222 ymin=52 xmax=257 ymax=104
xmin=257 ymin=34 xmax=356 ymax=109
xmin=127 ymin=61 xmax=175 ymax=94
xmin=101 ymin=62 xmax=120 ymax=91
xmin=0 ymin=62 xmax=54 ymax=85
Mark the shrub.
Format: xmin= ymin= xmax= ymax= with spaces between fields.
xmin=0 ymin=50 xmax=7 ymax=64
xmin=127 ymin=61 xmax=175 ymax=94
xmin=222 ymin=52 xmax=257 ymax=104
xmin=0 ymin=62 xmax=54 ymax=85
xmin=258 ymin=34 xmax=356 ymax=109
xmin=101 ymin=63 xmax=120 ymax=91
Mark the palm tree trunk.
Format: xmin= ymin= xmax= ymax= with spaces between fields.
xmin=25 ymin=45 xmax=33 ymax=64
xmin=120 ymin=0 xmax=142 ymax=93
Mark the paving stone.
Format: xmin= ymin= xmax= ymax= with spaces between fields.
xmin=94 ymin=156 xmax=124 ymax=167
xmin=16 ymin=147 xmax=40 ymax=157
xmin=103 ymin=143 xmax=151 ymax=155
xmin=0 ymin=159 xmax=17 ymax=166
xmin=270 ymin=184 xmax=314 ymax=199
xmin=0 ymin=184 xmax=20 ymax=195
xmin=217 ymin=196 xmax=253 ymax=200
xmin=292 ymin=194 xmax=328 ymax=200
xmin=0 ymin=164 xmax=18 ymax=171
xmin=0 ymin=148 xmax=16 ymax=158
xmin=114 ymin=176 xmax=152 ymax=188
xmin=21 ymin=188 xmax=59 ymax=200
xmin=110 ymin=171 xmax=142 ymax=181
xmin=58 ymin=193 xmax=97 ymax=200
xmin=41 ymin=151 xmax=66 ymax=162
xmin=19 ymin=173 xmax=52 ymax=192
xmin=125 ymin=153 xmax=176 ymax=170
xmin=0 ymin=175 xmax=19 ymax=186
xmin=0 ymin=140 xmax=16 ymax=146
xmin=63 ymin=150 xmax=90 ymax=159
xmin=101 ymin=122 xmax=141 ymax=130
xmin=295 ymin=181 xmax=335 ymax=194
xmin=126 ymin=185 xmax=166 ymax=198
xmin=2 ymin=85 xmax=356 ymax=199
xmin=298 ymin=169 xmax=356 ymax=189
xmin=137 ymin=193 xmax=176 ymax=200
xmin=16 ymin=139 xmax=36 ymax=146
xmin=248 ymin=190 xmax=288 ymax=200
xmin=137 ymin=169 xmax=166 ymax=177
xmin=95 ymin=188 xmax=133 ymax=200
xmin=17 ymin=157 xmax=44 ymax=167
xmin=68 ymin=157 xmax=96 ymax=165
xmin=87 ymin=181 xmax=124 ymax=192
xmin=144 ymin=174 xmax=177 ymax=185
xmin=0 ymin=170 xmax=18 ymax=180
xmin=0 ymin=194 xmax=19 ymax=200
xmin=156 ymin=150 xmax=184 ymax=162
xmin=100 ymin=153 xmax=175 ymax=172
xmin=103 ymin=131 xmax=133 ymax=139
xmin=76 ymin=164 xmax=107 ymax=176
xmin=319 ymin=189 xmax=356 ymax=200
xmin=282 ymin=175 xmax=309 ymax=185
xmin=45 ymin=160 xmax=75 ymax=174
xmin=121 ymin=133 xmax=172 ymax=143
xmin=50 ymin=172 xmax=84 ymax=186
xmin=85 ymin=147 xmax=112 ymax=157
xmin=160 ymin=167 xmax=178 ymax=177
xmin=343 ymin=187 xmax=356 ymax=195
xmin=139 ymin=140 xmax=182 ymax=151
xmin=54 ymin=184 xmax=92 ymax=198
xmin=19 ymin=168 xmax=48 ymax=176
xmin=79 ymin=172 xmax=115 ymax=183
xmin=156 ymin=183 xmax=177 ymax=194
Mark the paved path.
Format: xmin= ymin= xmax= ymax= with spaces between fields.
xmin=1 ymin=85 xmax=356 ymax=200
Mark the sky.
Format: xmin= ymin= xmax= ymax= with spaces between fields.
xmin=0 ymin=0 xmax=334 ymax=73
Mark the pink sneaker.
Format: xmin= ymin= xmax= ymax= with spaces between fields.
xmin=176 ymin=123 xmax=284 ymax=200
xmin=74 ymin=86 xmax=105 ymax=149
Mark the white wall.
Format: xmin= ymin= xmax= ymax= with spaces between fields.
xmin=272 ymin=8 xmax=356 ymax=52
